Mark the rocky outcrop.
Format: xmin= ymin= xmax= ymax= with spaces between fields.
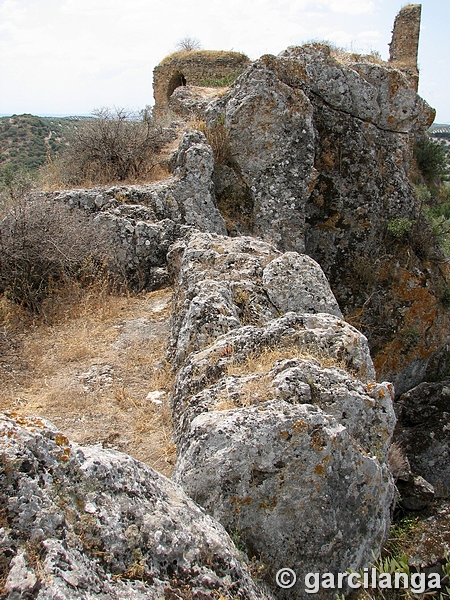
xmin=169 ymin=85 xmax=223 ymax=119
xmin=0 ymin=412 xmax=274 ymax=600
xmin=33 ymin=131 xmax=226 ymax=290
xmin=394 ymin=377 xmax=450 ymax=498
xmin=168 ymin=231 xmax=396 ymax=598
xmin=205 ymin=40 xmax=449 ymax=394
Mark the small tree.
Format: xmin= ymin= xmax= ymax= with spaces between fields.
xmin=176 ymin=37 xmax=202 ymax=52
xmin=414 ymin=135 xmax=447 ymax=185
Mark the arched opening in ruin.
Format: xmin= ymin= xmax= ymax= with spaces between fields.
xmin=167 ymin=72 xmax=187 ymax=99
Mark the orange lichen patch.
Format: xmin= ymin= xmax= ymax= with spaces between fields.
xmin=259 ymin=496 xmax=278 ymax=511
xmin=310 ymin=429 xmax=327 ymax=451
xmin=373 ymin=264 xmax=450 ymax=381
xmin=231 ymin=496 xmax=252 ymax=506
xmin=314 ymin=464 xmax=325 ymax=475
xmin=317 ymin=213 xmax=340 ymax=231
xmin=292 ymin=419 xmax=308 ymax=433
xmin=55 ymin=433 xmax=69 ymax=447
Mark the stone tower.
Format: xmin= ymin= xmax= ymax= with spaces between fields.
xmin=152 ymin=51 xmax=250 ymax=115
xmin=389 ymin=4 xmax=421 ymax=90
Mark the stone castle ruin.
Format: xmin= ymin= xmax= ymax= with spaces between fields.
xmin=389 ymin=3 xmax=421 ymax=90
xmin=153 ymin=4 xmax=422 ymax=113
xmin=153 ymin=50 xmax=250 ymax=114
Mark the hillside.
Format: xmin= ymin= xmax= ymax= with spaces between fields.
xmin=0 ymin=114 xmax=90 ymax=172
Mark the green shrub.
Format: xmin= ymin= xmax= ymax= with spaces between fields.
xmin=386 ymin=217 xmax=415 ymax=239
xmin=414 ymin=135 xmax=447 ymax=184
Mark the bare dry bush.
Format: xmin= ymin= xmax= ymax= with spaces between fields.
xmin=46 ymin=108 xmax=171 ymax=187
xmin=0 ymin=198 xmax=115 ymax=312
xmin=190 ymin=119 xmax=234 ymax=166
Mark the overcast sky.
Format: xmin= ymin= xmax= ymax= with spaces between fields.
xmin=0 ymin=0 xmax=448 ymax=122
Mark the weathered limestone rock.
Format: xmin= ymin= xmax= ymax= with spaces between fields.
xmin=52 ymin=130 xmax=226 ymax=237
xmin=170 ymin=313 xmax=381 ymax=444
xmin=0 ymin=412 xmax=274 ymax=600
xmin=174 ymin=402 xmax=394 ymax=599
xmin=207 ymin=63 xmax=315 ymax=253
xmin=205 ymin=35 xmax=449 ymax=393
xmin=394 ymin=378 xmax=450 ymax=498
xmin=262 ymin=252 xmax=343 ymax=317
xmin=169 ymin=85 xmax=223 ymax=119
xmin=168 ymin=231 xmax=395 ymax=598
xmin=396 ymin=475 xmax=435 ymax=511
xmin=167 ymin=232 xmax=345 ymax=366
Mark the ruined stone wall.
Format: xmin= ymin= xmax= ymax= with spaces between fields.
xmin=389 ymin=4 xmax=421 ymax=90
xmin=153 ymin=50 xmax=250 ymax=113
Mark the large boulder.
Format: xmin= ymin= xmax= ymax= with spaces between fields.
xmin=0 ymin=412 xmax=273 ymax=600
xmin=174 ymin=401 xmax=394 ymax=599
xmin=168 ymin=231 xmax=396 ymax=598
xmin=205 ymin=42 xmax=449 ymax=394
xmin=167 ymin=231 xmax=344 ymax=366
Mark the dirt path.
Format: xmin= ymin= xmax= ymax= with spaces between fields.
xmin=0 ymin=288 xmax=175 ymax=476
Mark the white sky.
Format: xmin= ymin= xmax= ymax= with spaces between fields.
xmin=0 ymin=0 xmax=448 ymax=122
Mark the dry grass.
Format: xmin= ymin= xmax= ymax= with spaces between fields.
xmin=329 ymin=46 xmax=386 ymax=67
xmin=227 ymin=344 xmax=347 ymax=377
xmin=0 ymin=285 xmax=176 ymax=476
xmin=388 ymin=441 xmax=410 ymax=480
xmin=39 ymin=152 xmax=172 ymax=192
xmin=213 ymin=344 xmax=349 ymax=410
xmin=159 ymin=49 xmax=249 ymax=66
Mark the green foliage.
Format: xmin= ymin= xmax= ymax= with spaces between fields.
xmin=421 ymin=184 xmax=450 ymax=256
xmin=386 ymin=217 xmax=415 ymax=239
xmin=414 ymin=135 xmax=447 ymax=184
xmin=198 ymin=70 xmax=243 ymax=87
xmin=0 ymin=114 xmax=82 ymax=174
xmin=437 ymin=282 xmax=450 ymax=308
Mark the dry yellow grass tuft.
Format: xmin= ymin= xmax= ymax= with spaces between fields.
xmin=0 ymin=286 xmax=176 ymax=476
xmin=212 ymin=344 xmax=350 ymax=410
xmin=227 ymin=344 xmax=347 ymax=377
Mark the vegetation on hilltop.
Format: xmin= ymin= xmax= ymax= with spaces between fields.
xmin=412 ymin=134 xmax=450 ymax=258
xmin=0 ymin=114 xmax=88 ymax=172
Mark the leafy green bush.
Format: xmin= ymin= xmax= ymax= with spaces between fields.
xmin=414 ymin=135 xmax=447 ymax=184
xmin=386 ymin=217 xmax=415 ymax=239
